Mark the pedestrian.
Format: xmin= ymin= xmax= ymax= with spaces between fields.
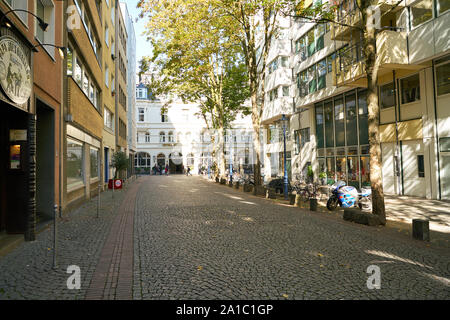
xmin=165 ymin=164 xmax=169 ymax=176
xmin=186 ymin=166 xmax=191 ymax=176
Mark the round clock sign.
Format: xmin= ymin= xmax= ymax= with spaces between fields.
xmin=0 ymin=36 xmax=32 ymax=105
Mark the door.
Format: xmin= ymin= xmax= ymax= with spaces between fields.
xmin=104 ymin=148 xmax=109 ymax=182
xmin=440 ymin=154 xmax=450 ymax=200
xmin=382 ymin=142 xmax=396 ymax=194
xmin=401 ymin=140 xmax=426 ymax=197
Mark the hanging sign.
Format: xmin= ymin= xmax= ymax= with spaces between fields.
xmin=0 ymin=36 xmax=32 ymax=105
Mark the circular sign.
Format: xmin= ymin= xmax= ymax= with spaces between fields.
xmin=115 ymin=180 xmax=122 ymax=188
xmin=0 ymin=36 xmax=32 ymax=105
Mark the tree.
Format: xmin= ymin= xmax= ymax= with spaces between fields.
xmin=216 ymin=0 xmax=285 ymax=186
xmin=137 ymin=0 xmax=250 ymax=178
xmin=111 ymin=151 xmax=129 ymax=180
xmin=282 ymin=0 xmax=387 ymax=224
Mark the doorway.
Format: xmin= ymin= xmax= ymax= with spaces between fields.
xmin=36 ymin=101 xmax=55 ymax=224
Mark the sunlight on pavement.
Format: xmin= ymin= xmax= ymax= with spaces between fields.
xmin=240 ymin=201 xmax=257 ymax=205
xmin=421 ymin=272 xmax=450 ymax=287
xmin=365 ymin=250 xmax=433 ymax=269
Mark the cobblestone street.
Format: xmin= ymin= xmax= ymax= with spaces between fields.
xmin=0 ymin=175 xmax=449 ymax=300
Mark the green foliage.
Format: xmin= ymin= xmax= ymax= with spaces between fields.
xmin=111 ymin=151 xmax=128 ymax=179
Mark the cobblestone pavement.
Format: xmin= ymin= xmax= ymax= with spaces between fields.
xmin=133 ymin=175 xmax=450 ymax=300
xmin=0 ymin=175 xmax=449 ymax=300
xmin=0 ymin=178 xmax=134 ymax=300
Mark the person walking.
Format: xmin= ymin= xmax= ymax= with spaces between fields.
xmin=165 ymin=164 xmax=169 ymax=176
xmin=186 ymin=166 xmax=191 ymax=176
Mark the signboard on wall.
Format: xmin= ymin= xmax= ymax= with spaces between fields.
xmin=0 ymin=35 xmax=32 ymax=106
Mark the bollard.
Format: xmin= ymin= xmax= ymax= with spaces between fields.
xmin=412 ymin=219 xmax=430 ymax=241
xmin=53 ymin=204 xmax=58 ymax=269
xmin=97 ymin=183 xmax=101 ymax=218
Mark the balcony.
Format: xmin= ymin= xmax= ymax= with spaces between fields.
xmin=333 ymin=30 xmax=422 ymax=87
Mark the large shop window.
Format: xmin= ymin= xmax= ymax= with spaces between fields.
xmin=315 ymin=105 xmax=324 ymax=149
xmin=324 ymin=101 xmax=334 ymax=148
xmin=401 ymin=74 xmax=421 ymax=104
xmin=90 ymin=147 xmax=99 ymax=180
xmin=436 ymin=58 xmax=450 ymax=96
xmin=334 ymin=98 xmax=345 ymax=147
xmin=67 ymin=139 xmax=84 ymax=189
xmin=346 ymin=94 xmax=358 ymax=146
xmin=358 ymin=90 xmax=369 ymax=145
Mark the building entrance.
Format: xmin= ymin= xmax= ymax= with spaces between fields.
xmin=0 ymin=102 xmax=29 ymax=234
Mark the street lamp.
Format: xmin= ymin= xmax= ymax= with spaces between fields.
xmin=1 ymin=9 xmax=49 ymax=31
xmin=32 ymin=43 xmax=66 ymax=59
xmin=229 ymin=130 xmax=233 ymax=184
xmin=281 ymin=114 xmax=289 ymax=200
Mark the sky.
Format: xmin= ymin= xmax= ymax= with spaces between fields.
xmin=121 ymin=0 xmax=153 ymax=74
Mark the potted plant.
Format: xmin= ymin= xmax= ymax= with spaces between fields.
xmin=307 ymin=165 xmax=314 ymax=184
xmin=319 ymin=172 xmax=327 ymax=185
xmin=109 ymin=151 xmax=128 ymax=189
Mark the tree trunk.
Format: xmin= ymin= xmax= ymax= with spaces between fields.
xmin=218 ymin=126 xmax=226 ymax=177
xmin=364 ymin=5 xmax=386 ymax=225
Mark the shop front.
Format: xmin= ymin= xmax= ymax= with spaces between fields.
xmin=0 ymin=28 xmax=35 ymax=239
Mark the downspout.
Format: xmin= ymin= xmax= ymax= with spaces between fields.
xmin=393 ymin=70 xmax=401 ymax=195
xmin=431 ymin=61 xmax=441 ymax=199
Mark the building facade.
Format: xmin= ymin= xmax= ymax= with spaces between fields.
xmin=120 ymin=1 xmax=136 ymax=177
xmin=135 ymin=82 xmax=254 ymax=175
xmin=63 ymin=0 xmax=103 ymax=210
xmin=260 ymin=0 xmax=450 ymax=200
xmin=0 ymin=0 xmax=63 ymax=239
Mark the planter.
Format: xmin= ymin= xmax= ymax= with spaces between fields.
xmin=243 ymin=184 xmax=253 ymax=193
xmin=234 ymin=182 xmax=240 ymax=189
xmin=108 ymin=179 xmax=123 ymax=190
xmin=253 ymin=185 xmax=266 ymax=196
xmin=266 ymin=188 xmax=276 ymax=199
xmin=289 ymin=194 xmax=296 ymax=205
xmin=309 ymin=198 xmax=318 ymax=211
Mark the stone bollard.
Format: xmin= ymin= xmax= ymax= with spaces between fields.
xmin=309 ymin=198 xmax=318 ymax=211
xmin=266 ymin=188 xmax=276 ymax=199
xmin=412 ymin=219 xmax=430 ymax=241
xmin=295 ymin=194 xmax=302 ymax=207
xmin=289 ymin=194 xmax=296 ymax=205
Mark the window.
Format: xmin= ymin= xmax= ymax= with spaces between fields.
xmin=67 ymin=47 xmax=73 ymax=76
xmin=75 ymin=58 xmax=83 ymax=87
xmin=281 ymin=56 xmax=288 ymax=68
xmin=105 ymin=26 xmax=109 ymax=47
xmin=67 ymin=138 xmax=84 ymax=188
xmin=308 ymin=65 xmax=317 ymax=94
xmin=410 ymin=0 xmax=433 ymax=29
xmin=168 ymin=132 xmax=174 ymax=142
xmin=307 ymin=28 xmax=315 ymax=57
xmin=296 ymin=37 xmax=307 ymax=61
xmin=90 ymin=147 xmax=99 ymax=179
xmin=105 ymin=66 xmax=109 ymax=88
xmin=104 ymin=108 xmax=114 ymax=131
xmin=298 ymin=71 xmax=308 ymax=97
xmin=437 ymin=0 xmax=450 ymax=15
xmin=436 ymin=60 xmax=450 ymax=96
xmin=317 ymin=59 xmax=327 ymax=90
xmin=159 ymin=132 xmax=166 ymax=143
xmin=380 ymin=82 xmax=395 ymax=109
xmin=327 ymin=53 xmax=336 ymax=73
xmin=417 ymin=155 xmax=425 ymax=177
xmin=36 ymin=0 xmax=45 ymax=43
xmin=83 ymin=72 xmax=89 ymax=95
xmin=161 ymin=110 xmax=168 ymax=122
xmin=145 ymin=132 xmax=150 ymax=142
xmin=6 ymin=0 xmax=28 ymax=25
xmin=401 ymin=74 xmax=421 ymax=104
xmin=300 ymin=127 xmax=310 ymax=148
xmin=282 ymin=86 xmax=290 ymax=97
xmin=138 ymin=108 xmax=145 ymax=122
xmin=315 ymin=23 xmax=325 ymax=51
xmin=334 ymin=98 xmax=345 ymax=147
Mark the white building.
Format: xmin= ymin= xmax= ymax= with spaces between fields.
xmin=135 ymin=82 xmax=254 ymax=175
xmin=259 ymin=0 xmax=450 ymax=200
